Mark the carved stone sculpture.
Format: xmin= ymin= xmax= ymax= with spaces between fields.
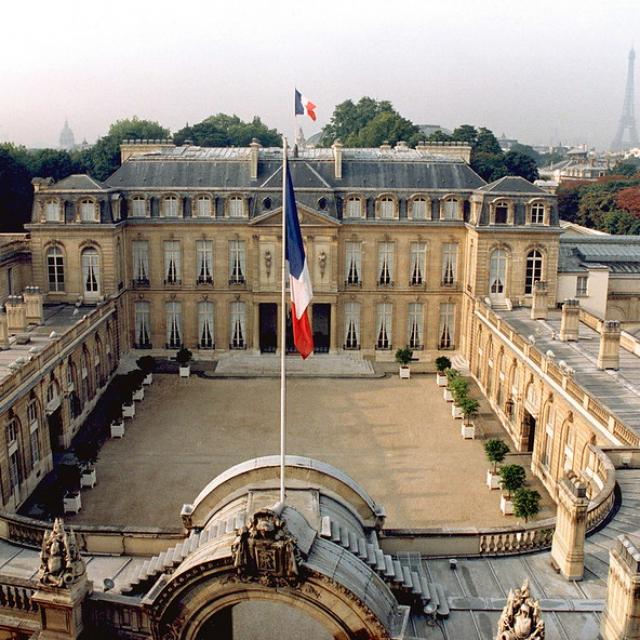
xmin=496 ymin=579 xmax=545 ymax=640
xmin=38 ymin=518 xmax=86 ymax=588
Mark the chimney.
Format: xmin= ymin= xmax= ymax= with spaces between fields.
xmin=5 ymin=295 xmax=26 ymax=333
xmin=559 ymin=299 xmax=580 ymax=341
xmin=0 ymin=313 xmax=9 ymax=349
xmin=379 ymin=141 xmax=392 ymax=151
xmin=332 ymin=139 xmax=343 ymax=179
xmin=395 ymin=140 xmax=408 ymax=150
xmin=597 ymin=320 xmax=621 ymax=370
xmin=531 ymin=280 xmax=548 ymax=320
xmin=249 ymin=138 xmax=261 ymax=180
xmin=23 ymin=286 xmax=43 ymax=325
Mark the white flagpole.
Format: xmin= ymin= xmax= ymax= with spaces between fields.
xmin=280 ymin=136 xmax=288 ymax=504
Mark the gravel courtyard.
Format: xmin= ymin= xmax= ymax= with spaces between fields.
xmin=68 ymin=373 xmax=554 ymax=530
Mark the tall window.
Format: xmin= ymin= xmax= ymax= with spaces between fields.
xmin=344 ymin=302 xmax=360 ymax=349
xmin=165 ymin=301 xmax=182 ymax=348
xmin=489 ymin=249 xmax=507 ymax=294
xmin=132 ymin=240 xmax=150 ymax=284
xmin=494 ymin=202 xmax=508 ymax=224
xmin=378 ymin=196 xmax=395 ymax=219
xmin=576 ymin=275 xmax=588 ymax=296
xmin=45 ymin=200 xmax=60 ymax=222
xmin=345 ymin=242 xmax=362 ymax=285
xmin=345 ymin=196 xmax=363 ymax=218
xmin=230 ymin=301 xmax=246 ymax=348
xmin=28 ymin=400 xmax=40 ymax=466
xmin=134 ymin=301 xmax=151 ymax=347
xmin=442 ymin=197 xmax=458 ymax=220
xmin=543 ymin=406 xmax=555 ymax=468
xmin=411 ymin=197 xmax=428 ymax=220
xmin=229 ymin=240 xmax=246 ymax=284
xmin=131 ymin=196 xmax=146 ymax=217
xmin=198 ymin=301 xmax=215 ymax=349
xmin=228 ymin=196 xmax=245 ymax=218
xmin=377 ymin=242 xmax=394 ymax=285
xmin=410 ymin=242 xmax=426 ymax=285
xmin=7 ymin=416 xmax=19 ymax=492
xmin=162 ymin=195 xmax=180 ymax=217
xmin=441 ymin=243 xmax=457 ymax=286
xmin=47 ymin=246 xmax=65 ymax=292
xmin=525 ymin=249 xmax=543 ymax=294
xmin=376 ymin=303 xmax=392 ymax=349
xmin=439 ymin=303 xmax=455 ymax=349
xmin=408 ymin=303 xmax=424 ymax=349
xmin=195 ymin=195 xmax=212 ymax=218
xmin=81 ymin=248 xmax=100 ymax=295
xmin=80 ymin=199 xmax=97 ymax=222
xmin=164 ymin=241 xmax=181 ymax=284
xmin=9 ymin=450 xmax=20 ymax=493
xmin=531 ymin=202 xmax=545 ymax=224
xmin=196 ymin=240 xmax=214 ymax=284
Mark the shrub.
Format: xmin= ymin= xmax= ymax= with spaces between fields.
xmin=449 ymin=377 xmax=469 ymax=404
xmin=176 ymin=346 xmax=193 ymax=366
xmin=513 ymin=488 xmax=541 ymax=522
xmin=445 ymin=368 xmax=460 ymax=383
xmin=435 ymin=356 xmax=451 ymax=373
xmin=128 ymin=369 xmax=145 ymax=390
xmin=484 ymin=439 xmax=510 ymax=473
xmin=395 ymin=346 xmax=413 ymax=366
xmin=75 ymin=440 xmax=99 ymax=465
xmin=136 ymin=355 xmax=156 ymax=374
xmin=460 ymin=397 xmax=480 ymax=425
xmin=499 ymin=464 xmax=526 ymax=499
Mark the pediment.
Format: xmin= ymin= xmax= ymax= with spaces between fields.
xmin=250 ymin=205 xmax=340 ymax=227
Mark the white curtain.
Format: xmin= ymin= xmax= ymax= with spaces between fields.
xmin=230 ymin=241 xmax=245 ymax=282
xmin=198 ymin=302 xmax=214 ymax=348
xmin=133 ymin=241 xmax=149 ymax=281
xmin=344 ymin=302 xmax=360 ymax=348
xmin=490 ymin=250 xmax=506 ymax=293
xmin=412 ymin=198 xmax=428 ymax=220
xmin=197 ymin=240 xmax=213 ymax=282
xmin=196 ymin=196 xmax=211 ymax=217
xmin=408 ymin=303 xmax=424 ymax=348
xmin=410 ymin=242 xmax=425 ymax=285
xmin=80 ymin=200 xmax=95 ymax=222
xmin=378 ymin=242 xmax=394 ymax=284
xmin=346 ymin=242 xmax=361 ymax=284
xmin=135 ymin=302 xmax=150 ymax=346
xmin=166 ymin=302 xmax=182 ymax=347
xmin=376 ymin=303 xmax=392 ymax=349
xmin=164 ymin=241 xmax=181 ymax=283
xmin=439 ymin=303 xmax=454 ymax=348
xmin=82 ymin=249 xmax=100 ymax=293
xmin=230 ymin=302 xmax=246 ymax=347
xmin=441 ymin=243 xmax=456 ymax=285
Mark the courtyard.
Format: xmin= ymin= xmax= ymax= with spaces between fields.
xmin=67 ymin=373 xmax=554 ymax=530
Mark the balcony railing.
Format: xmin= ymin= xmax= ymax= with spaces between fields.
xmin=197 ymin=276 xmax=214 ymax=285
xmin=164 ymin=278 xmax=182 ymax=286
xmin=132 ymin=277 xmax=150 ymax=288
xmin=344 ymin=279 xmax=362 ymax=287
xmin=228 ymin=277 xmax=246 ymax=286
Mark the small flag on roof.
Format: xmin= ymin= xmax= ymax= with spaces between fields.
xmin=295 ymin=89 xmax=317 ymax=122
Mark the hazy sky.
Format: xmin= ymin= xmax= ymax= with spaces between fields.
xmin=1 ymin=0 xmax=638 ymax=150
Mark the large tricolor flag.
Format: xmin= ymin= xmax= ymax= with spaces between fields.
xmin=285 ymin=165 xmax=314 ymax=359
xmin=294 ymin=89 xmax=317 ymax=122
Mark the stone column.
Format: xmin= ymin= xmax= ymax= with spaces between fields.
xmin=5 ymin=295 xmax=26 ymax=333
xmin=600 ymin=535 xmax=640 ymax=640
xmin=559 ymin=299 xmax=580 ymax=341
xmin=252 ymin=303 xmax=260 ymax=354
xmin=597 ymin=320 xmax=621 ymax=370
xmin=530 ymin=281 xmax=548 ymax=320
xmin=330 ymin=303 xmax=338 ymax=354
xmin=550 ymin=473 xmax=589 ymax=580
xmin=23 ymin=286 xmax=44 ymax=325
xmin=0 ymin=312 xmax=9 ymax=349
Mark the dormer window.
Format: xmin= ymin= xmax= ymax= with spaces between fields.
xmin=345 ymin=196 xmax=364 ymax=219
xmin=495 ymin=202 xmax=509 ymax=224
xmin=131 ymin=196 xmax=147 ymax=217
xmin=227 ymin=196 xmax=246 ymax=218
xmin=45 ymin=200 xmax=61 ymax=222
xmin=80 ymin=199 xmax=98 ymax=222
xmin=377 ymin=195 xmax=396 ymax=220
xmin=162 ymin=195 xmax=180 ymax=218
xmin=441 ymin=197 xmax=458 ymax=220
xmin=411 ymin=197 xmax=429 ymax=220
xmin=531 ymin=202 xmax=545 ymax=225
xmin=195 ymin=195 xmax=212 ymax=218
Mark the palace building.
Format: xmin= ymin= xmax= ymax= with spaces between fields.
xmin=0 ymin=141 xmax=636 ymax=638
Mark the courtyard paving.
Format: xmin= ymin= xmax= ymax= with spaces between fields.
xmin=67 ymin=373 xmax=554 ymax=530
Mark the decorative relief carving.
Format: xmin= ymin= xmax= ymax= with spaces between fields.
xmin=496 ymin=579 xmax=545 ymax=639
xmin=318 ymin=251 xmax=327 ymax=277
xmin=264 ymin=250 xmax=272 ymax=278
xmin=37 ymin=518 xmax=86 ymax=588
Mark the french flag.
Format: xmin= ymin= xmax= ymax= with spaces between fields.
xmin=285 ymin=165 xmax=314 ymax=359
xmin=294 ymin=89 xmax=317 ymax=122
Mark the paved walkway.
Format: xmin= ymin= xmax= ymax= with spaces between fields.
xmin=65 ymin=374 xmax=553 ymax=530
xmin=213 ymin=353 xmax=376 ymax=376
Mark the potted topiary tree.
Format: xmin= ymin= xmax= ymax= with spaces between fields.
xmin=444 ymin=368 xmax=459 ymax=402
xmin=137 ymin=356 xmax=156 ymax=386
xmin=460 ymin=397 xmax=480 ymax=439
xmin=129 ymin=369 xmax=146 ymax=402
xmin=395 ymin=346 xmax=413 ymax=379
xmin=176 ymin=346 xmax=193 ymax=378
xmin=499 ymin=464 xmax=526 ymax=515
xmin=435 ymin=356 xmax=451 ymax=386
xmin=484 ymin=439 xmax=510 ymax=489
xmin=105 ymin=384 xmax=125 ymax=437
xmin=513 ymin=488 xmax=541 ymax=523
xmin=59 ymin=462 xmax=82 ymax=514
xmin=75 ymin=440 xmax=98 ymax=488
xmin=450 ymin=377 xmax=469 ymax=419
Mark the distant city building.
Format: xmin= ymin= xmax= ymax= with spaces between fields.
xmin=417 ymin=123 xmax=450 ymax=138
xmin=498 ymin=133 xmax=518 ymax=152
xmin=538 ymin=147 xmax=609 ymax=187
xmin=58 ymin=119 xmax=75 ymax=151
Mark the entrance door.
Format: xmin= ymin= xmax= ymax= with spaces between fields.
xmin=286 ymin=309 xmax=296 ymax=354
xmin=47 ymin=407 xmax=64 ymax=454
xmin=259 ymin=304 xmax=277 ymax=353
xmin=524 ymin=410 xmax=537 ymax=452
xmin=312 ymin=304 xmax=331 ymax=354
xmin=489 ymin=249 xmax=507 ymax=306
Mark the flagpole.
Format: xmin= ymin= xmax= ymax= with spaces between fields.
xmin=280 ymin=136 xmax=288 ymax=505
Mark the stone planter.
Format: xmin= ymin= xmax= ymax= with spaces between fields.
xmin=179 ymin=365 xmax=191 ymax=378
xmin=110 ymin=421 xmax=125 ymax=438
xmin=80 ymin=467 xmax=96 ymax=489
xmin=63 ymin=492 xmax=82 ymax=514
xmin=143 ymin=373 xmax=153 ymax=386
xmin=399 ymin=366 xmax=410 ymax=379
xmin=436 ymin=372 xmax=447 ymax=386
xmin=486 ymin=470 xmax=501 ymax=490
xmin=133 ymin=387 xmax=144 ymax=402
xmin=500 ymin=494 xmax=514 ymax=516
xmin=451 ymin=403 xmax=463 ymax=419
xmin=122 ymin=403 xmax=135 ymax=419
xmin=461 ymin=422 xmax=475 ymax=439
xmin=443 ymin=387 xmax=453 ymax=402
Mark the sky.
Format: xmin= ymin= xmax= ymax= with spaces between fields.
xmin=0 ymin=0 xmax=638 ymax=151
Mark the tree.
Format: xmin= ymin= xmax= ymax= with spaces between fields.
xmin=435 ymin=356 xmax=452 ymax=373
xmin=499 ymin=464 xmax=526 ymax=499
xmin=173 ymin=114 xmax=281 ymax=148
xmin=484 ymin=439 xmax=510 ymax=473
xmin=0 ymin=145 xmax=33 ymax=231
xmin=616 ymin=186 xmax=640 ymax=217
xmin=512 ymin=488 xmax=541 ymax=522
xmin=395 ymin=346 xmax=413 ymax=366
xmin=460 ymin=397 xmax=480 ymax=426
xmin=607 ymin=160 xmax=640 ymax=177
xmin=450 ymin=125 xmax=478 ymax=145
xmin=27 ymin=149 xmax=80 ymax=181
xmin=510 ymin=142 xmax=542 ymax=166
xmin=557 ymin=181 xmax=588 ymax=223
xmin=472 ymin=151 xmax=507 ymax=182
xmin=504 ymin=150 xmax=539 ymax=182
xmin=355 ymin=111 xmax=422 ymax=148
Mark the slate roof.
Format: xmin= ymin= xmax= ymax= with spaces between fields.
xmin=477 ymin=175 xmax=548 ymax=195
xmin=558 ymin=237 xmax=640 ymax=272
xmin=51 ymin=174 xmax=107 ymax=190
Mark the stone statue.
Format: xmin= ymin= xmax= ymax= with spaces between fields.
xmin=496 ymin=579 xmax=545 ymax=640
xmin=38 ymin=518 xmax=86 ymax=588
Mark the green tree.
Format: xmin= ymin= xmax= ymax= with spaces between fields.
xmin=499 ymin=464 xmax=526 ymax=499
xmin=27 ymin=149 xmax=79 ymax=181
xmin=450 ymin=124 xmax=478 ymax=145
xmin=504 ymin=150 xmax=539 ymax=182
xmin=484 ymin=439 xmax=510 ymax=473
xmin=173 ymin=114 xmax=281 ymax=148
xmin=607 ymin=159 xmax=640 ymax=177
xmin=557 ymin=181 xmax=588 ymax=223
xmin=472 ymin=151 xmax=507 ymax=182
xmin=475 ymin=127 xmax=503 ymax=155
xmin=512 ymin=488 xmax=541 ymax=522
xmin=355 ymin=111 xmax=422 ymax=147
xmin=0 ymin=145 xmax=33 ymax=231
xmin=510 ymin=142 xmax=542 ymax=166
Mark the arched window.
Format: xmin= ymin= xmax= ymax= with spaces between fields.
xmin=525 ymin=249 xmax=543 ymax=294
xmin=494 ymin=202 xmax=509 ymax=224
xmin=411 ymin=197 xmax=428 ymax=220
xmin=227 ymin=196 xmax=245 ymax=218
xmin=80 ymin=199 xmax=97 ymax=222
xmin=6 ymin=414 xmax=21 ymax=492
xmin=162 ymin=195 xmax=180 ymax=217
xmin=45 ymin=200 xmax=61 ymax=222
xmin=27 ymin=395 xmax=41 ymax=466
xmin=47 ymin=246 xmax=65 ymax=292
xmin=195 ymin=195 xmax=212 ymax=218
xmin=81 ymin=248 xmax=100 ymax=295
xmin=345 ymin=196 xmax=363 ymax=219
xmin=378 ymin=196 xmax=395 ymax=219
xmin=489 ymin=249 xmax=507 ymax=294
xmin=131 ymin=196 xmax=147 ymax=217
xmin=442 ymin=197 xmax=458 ymax=220
xmin=531 ymin=202 xmax=545 ymax=224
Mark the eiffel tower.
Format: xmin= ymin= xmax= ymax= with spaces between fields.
xmin=611 ymin=48 xmax=640 ymax=151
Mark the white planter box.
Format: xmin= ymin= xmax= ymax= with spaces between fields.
xmin=399 ymin=366 xmax=410 ymax=379
xmin=80 ymin=468 xmax=96 ymax=489
xmin=461 ymin=423 xmax=475 ymax=439
xmin=110 ymin=421 xmax=125 ymax=438
xmin=443 ymin=388 xmax=453 ymax=402
xmin=133 ymin=387 xmax=144 ymax=402
xmin=179 ymin=365 xmax=191 ymax=378
xmin=143 ymin=373 xmax=153 ymax=386
xmin=436 ymin=372 xmax=448 ymax=386
xmin=500 ymin=494 xmax=514 ymax=516
xmin=63 ymin=493 xmax=82 ymax=514
xmin=451 ymin=404 xmax=463 ymax=419
xmin=486 ymin=470 xmax=501 ymax=490
xmin=122 ymin=404 xmax=135 ymax=419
